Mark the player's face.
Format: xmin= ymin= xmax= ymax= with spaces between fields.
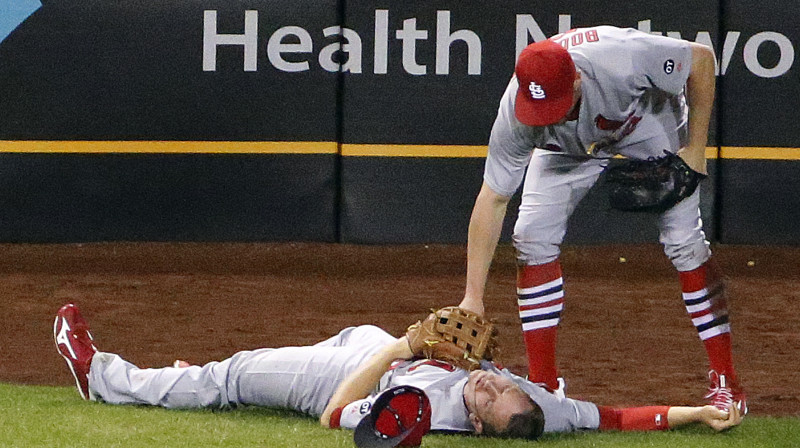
xmin=463 ymin=370 xmax=534 ymax=434
xmin=556 ymin=72 xmax=583 ymax=124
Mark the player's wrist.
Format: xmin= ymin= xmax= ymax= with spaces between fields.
xmin=393 ymin=336 xmax=415 ymax=360
xmin=458 ymin=297 xmax=485 ymax=316
xmin=677 ymin=146 xmax=708 ymax=175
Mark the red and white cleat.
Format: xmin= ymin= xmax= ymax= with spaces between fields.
xmin=54 ymin=303 xmax=97 ymax=400
xmin=705 ymin=370 xmax=747 ymax=415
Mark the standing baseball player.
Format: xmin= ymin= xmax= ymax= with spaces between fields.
xmin=55 ymin=302 xmax=741 ymax=445
xmin=457 ymin=26 xmax=746 ymax=413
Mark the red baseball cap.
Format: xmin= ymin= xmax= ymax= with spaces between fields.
xmin=354 ymin=386 xmax=432 ymax=448
xmin=514 ymin=40 xmax=576 ymax=127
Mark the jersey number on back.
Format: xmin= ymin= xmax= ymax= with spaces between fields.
xmin=552 ymin=29 xmax=600 ymax=49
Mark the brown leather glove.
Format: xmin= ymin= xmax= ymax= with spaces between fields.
xmin=405 ymin=306 xmax=497 ymax=371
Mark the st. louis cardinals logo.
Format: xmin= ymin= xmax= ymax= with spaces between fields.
xmin=595 ymin=114 xmax=625 ymax=131
xmin=528 ymin=82 xmax=546 ymax=99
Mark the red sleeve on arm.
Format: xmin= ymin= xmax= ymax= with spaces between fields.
xmin=328 ymin=407 xmax=344 ymax=429
xmin=597 ymin=406 xmax=671 ymax=431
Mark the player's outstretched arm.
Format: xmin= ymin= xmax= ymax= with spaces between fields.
xmin=320 ymin=337 xmax=414 ymax=427
xmin=598 ymin=404 xmax=742 ymax=432
xmin=668 ymin=405 xmax=743 ymax=431
xmin=459 ymin=181 xmax=511 ymax=316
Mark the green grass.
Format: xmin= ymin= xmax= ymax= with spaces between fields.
xmin=1 ymin=384 xmax=798 ymax=447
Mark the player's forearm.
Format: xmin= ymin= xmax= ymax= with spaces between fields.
xmin=667 ymin=405 xmax=742 ymax=431
xmin=460 ymin=182 xmax=510 ymax=315
xmin=320 ymin=337 xmax=413 ymax=427
xmin=681 ymin=43 xmax=716 ymax=175
xmin=666 ymin=406 xmax=702 ymax=427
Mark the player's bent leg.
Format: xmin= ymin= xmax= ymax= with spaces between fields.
xmin=658 ymin=191 xmax=745 ymax=413
xmin=513 ymin=152 xmax=605 ymax=391
xmin=679 ymin=261 xmax=746 ymax=414
xmin=657 ymin=188 xmax=710 ymax=272
xmin=512 ymin=150 xmax=606 ymax=265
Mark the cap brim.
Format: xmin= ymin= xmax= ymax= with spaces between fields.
xmin=353 ymin=414 xmax=416 ymax=448
xmin=514 ymin=80 xmax=574 ymax=127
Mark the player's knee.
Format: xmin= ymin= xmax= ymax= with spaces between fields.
xmin=512 ymin=239 xmax=561 ymax=265
xmin=662 ymin=237 xmax=710 ymax=272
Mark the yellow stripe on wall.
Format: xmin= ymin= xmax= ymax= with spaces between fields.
xmin=341 ymin=144 xmax=487 ymax=158
xmin=1 ymin=141 xmax=800 ymax=160
xmin=0 ymin=141 xmax=338 ymax=154
xmin=720 ymin=146 xmax=800 ymax=160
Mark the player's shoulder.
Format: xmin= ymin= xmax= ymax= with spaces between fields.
xmin=556 ymin=26 xmax=632 ymax=80
xmin=588 ymin=25 xmax=691 ymax=48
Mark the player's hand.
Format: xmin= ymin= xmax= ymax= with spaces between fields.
xmin=698 ymin=404 xmax=743 ymax=432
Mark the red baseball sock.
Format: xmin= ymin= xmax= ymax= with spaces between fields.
xmin=517 ymin=260 xmax=564 ymax=391
xmin=679 ymin=260 xmax=738 ymax=383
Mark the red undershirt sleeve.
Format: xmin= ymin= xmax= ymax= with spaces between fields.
xmin=328 ymin=407 xmax=344 ymax=429
xmin=597 ymin=405 xmax=671 ymax=431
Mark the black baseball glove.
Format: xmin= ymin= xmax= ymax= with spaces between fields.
xmin=604 ymin=151 xmax=707 ymax=213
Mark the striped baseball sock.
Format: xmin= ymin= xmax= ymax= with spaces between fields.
xmin=517 ymin=260 xmax=564 ymax=391
xmin=679 ymin=260 xmax=737 ymax=383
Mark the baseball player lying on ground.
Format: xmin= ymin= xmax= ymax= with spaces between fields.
xmin=54 ymin=303 xmax=742 ymax=446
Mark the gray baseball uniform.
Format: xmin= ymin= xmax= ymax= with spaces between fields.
xmin=87 ymin=325 xmax=599 ymax=434
xmin=485 ymin=26 xmax=710 ymax=271
xmin=368 ymin=359 xmax=599 ymax=433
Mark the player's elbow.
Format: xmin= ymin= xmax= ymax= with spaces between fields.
xmin=478 ymin=182 xmax=512 ymax=206
xmin=319 ymin=410 xmax=332 ymax=428
xmin=320 ymin=406 xmax=344 ymax=428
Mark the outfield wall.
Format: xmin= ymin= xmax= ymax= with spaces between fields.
xmin=0 ymin=1 xmax=797 ymax=244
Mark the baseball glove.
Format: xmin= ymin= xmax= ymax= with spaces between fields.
xmin=405 ymin=306 xmax=497 ymax=371
xmin=604 ymin=151 xmax=706 ymax=213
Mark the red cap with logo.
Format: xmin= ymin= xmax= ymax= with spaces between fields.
xmin=353 ymin=386 xmax=432 ymax=448
xmin=514 ymin=39 xmax=576 ymax=127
